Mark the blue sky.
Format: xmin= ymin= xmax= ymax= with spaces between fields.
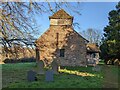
xmin=78 ymin=2 xmax=117 ymax=31
xmin=35 ymin=2 xmax=118 ymax=37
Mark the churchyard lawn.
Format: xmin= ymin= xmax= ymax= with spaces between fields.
xmin=1 ymin=62 xmax=119 ymax=88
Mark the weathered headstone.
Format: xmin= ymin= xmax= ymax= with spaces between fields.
xmin=92 ymin=65 xmax=101 ymax=72
xmin=51 ymin=60 xmax=59 ymax=74
xmin=45 ymin=70 xmax=54 ymax=82
xmin=27 ymin=70 xmax=37 ymax=82
xmin=37 ymin=60 xmax=45 ymax=74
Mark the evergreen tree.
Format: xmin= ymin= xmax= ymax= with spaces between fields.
xmin=100 ymin=2 xmax=120 ymax=64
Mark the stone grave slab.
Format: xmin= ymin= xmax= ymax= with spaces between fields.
xmin=38 ymin=60 xmax=45 ymax=74
xmin=92 ymin=65 xmax=101 ymax=72
xmin=45 ymin=70 xmax=54 ymax=82
xmin=27 ymin=70 xmax=37 ymax=82
xmin=51 ymin=60 xmax=59 ymax=74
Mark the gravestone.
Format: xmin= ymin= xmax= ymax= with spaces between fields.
xmin=37 ymin=60 xmax=45 ymax=74
xmin=51 ymin=60 xmax=59 ymax=74
xmin=92 ymin=65 xmax=101 ymax=72
xmin=45 ymin=70 xmax=54 ymax=82
xmin=27 ymin=70 xmax=37 ymax=82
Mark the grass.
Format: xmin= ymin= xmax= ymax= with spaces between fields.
xmin=98 ymin=60 xmax=105 ymax=65
xmin=102 ymin=65 xmax=119 ymax=88
xmin=1 ymin=62 xmax=119 ymax=88
xmin=2 ymin=63 xmax=36 ymax=88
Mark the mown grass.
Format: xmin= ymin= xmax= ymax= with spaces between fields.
xmin=1 ymin=62 xmax=118 ymax=88
xmin=98 ymin=60 xmax=105 ymax=65
xmin=2 ymin=63 xmax=36 ymax=88
xmin=102 ymin=65 xmax=119 ymax=88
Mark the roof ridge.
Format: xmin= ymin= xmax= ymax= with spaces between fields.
xmin=49 ymin=9 xmax=73 ymax=19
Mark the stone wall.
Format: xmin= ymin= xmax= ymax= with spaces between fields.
xmin=87 ymin=53 xmax=99 ymax=66
xmin=36 ymin=25 xmax=87 ymax=66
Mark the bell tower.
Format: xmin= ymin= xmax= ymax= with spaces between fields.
xmin=49 ymin=9 xmax=73 ymax=26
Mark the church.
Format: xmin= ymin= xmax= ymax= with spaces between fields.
xmin=35 ymin=9 xmax=100 ymax=66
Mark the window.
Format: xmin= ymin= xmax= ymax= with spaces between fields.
xmin=92 ymin=53 xmax=96 ymax=58
xmin=60 ymin=49 xmax=65 ymax=57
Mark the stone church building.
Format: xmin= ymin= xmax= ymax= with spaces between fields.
xmin=35 ymin=9 xmax=100 ymax=66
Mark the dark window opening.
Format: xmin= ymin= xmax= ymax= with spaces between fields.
xmin=60 ymin=49 xmax=65 ymax=57
xmin=93 ymin=53 xmax=96 ymax=58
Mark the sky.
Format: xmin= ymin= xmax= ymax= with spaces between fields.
xmin=35 ymin=2 xmax=118 ymax=38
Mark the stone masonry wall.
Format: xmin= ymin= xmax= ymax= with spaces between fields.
xmin=36 ymin=25 xmax=87 ymax=66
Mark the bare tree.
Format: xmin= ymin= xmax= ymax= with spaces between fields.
xmin=0 ymin=1 xmax=81 ymax=55
xmin=81 ymin=28 xmax=102 ymax=45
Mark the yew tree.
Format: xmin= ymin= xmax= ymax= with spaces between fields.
xmin=100 ymin=2 xmax=120 ymax=63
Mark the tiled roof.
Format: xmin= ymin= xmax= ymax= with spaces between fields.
xmin=87 ymin=43 xmax=100 ymax=53
xmin=49 ymin=9 xmax=73 ymax=19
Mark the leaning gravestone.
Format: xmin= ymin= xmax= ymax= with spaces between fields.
xmin=37 ymin=60 xmax=45 ymax=74
xmin=92 ymin=65 xmax=101 ymax=72
xmin=51 ymin=60 xmax=59 ymax=74
xmin=27 ymin=70 xmax=37 ymax=82
xmin=45 ymin=70 xmax=54 ymax=82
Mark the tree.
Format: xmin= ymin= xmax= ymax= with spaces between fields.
xmin=0 ymin=1 xmax=81 ymax=55
xmin=100 ymin=2 xmax=120 ymax=64
xmin=81 ymin=28 xmax=102 ymax=45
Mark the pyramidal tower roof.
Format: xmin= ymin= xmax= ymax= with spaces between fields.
xmin=49 ymin=9 xmax=73 ymax=19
